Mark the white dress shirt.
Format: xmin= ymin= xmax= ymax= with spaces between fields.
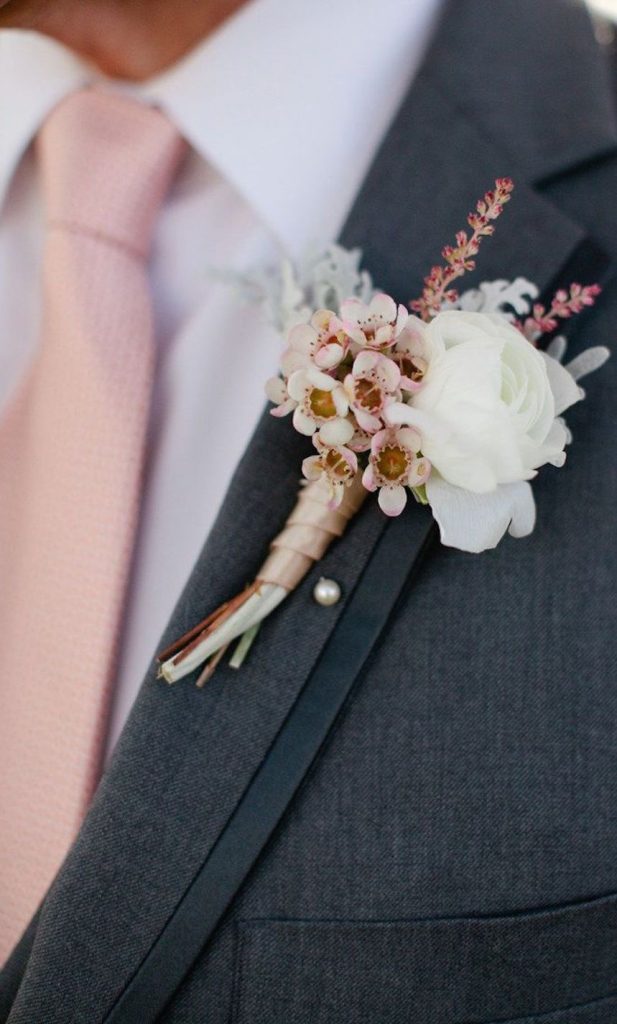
xmin=0 ymin=0 xmax=442 ymax=757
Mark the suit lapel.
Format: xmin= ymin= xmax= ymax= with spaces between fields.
xmin=6 ymin=1 xmax=616 ymax=1019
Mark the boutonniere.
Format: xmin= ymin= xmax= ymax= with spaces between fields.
xmin=158 ymin=178 xmax=608 ymax=686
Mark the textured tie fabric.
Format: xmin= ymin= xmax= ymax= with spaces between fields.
xmin=0 ymin=89 xmax=186 ymax=962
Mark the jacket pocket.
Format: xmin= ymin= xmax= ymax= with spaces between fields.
xmin=231 ymin=892 xmax=617 ymax=1024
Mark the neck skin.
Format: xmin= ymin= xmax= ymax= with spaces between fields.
xmin=0 ymin=0 xmax=248 ymax=79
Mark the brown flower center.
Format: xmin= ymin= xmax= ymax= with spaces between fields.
xmin=396 ymin=353 xmax=426 ymax=383
xmin=355 ymin=377 xmax=383 ymax=412
xmin=376 ymin=444 xmax=410 ymax=483
xmin=325 ymin=329 xmax=346 ymax=346
xmin=360 ymin=314 xmax=387 ymax=344
xmin=309 ymin=388 xmax=337 ymax=419
xmin=323 ymin=448 xmax=353 ymax=480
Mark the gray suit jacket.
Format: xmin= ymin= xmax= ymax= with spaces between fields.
xmin=2 ymin=1 xmax=617 ymax=1021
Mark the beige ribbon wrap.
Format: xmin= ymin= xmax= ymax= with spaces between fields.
xmin=158 ymin=471 xmax=368 ymax=683
xmin=258 ymin=472 xmax=368 ymax=591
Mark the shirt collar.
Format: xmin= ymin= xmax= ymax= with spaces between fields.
xmin=0 ymin=30 xmax=90 ymax=207
xmin=141 ymin=0 xmax=443 ymax=253
xmin=0 ymin=0 xmax=443 ymax=254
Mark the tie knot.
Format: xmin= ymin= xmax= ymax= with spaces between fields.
xmin=37 ymin=89 xmax=187 ymax=259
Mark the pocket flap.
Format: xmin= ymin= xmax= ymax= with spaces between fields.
xmin=233 ymin=893 xmax=617 ymax=1023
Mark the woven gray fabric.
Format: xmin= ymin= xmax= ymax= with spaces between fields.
xmin=2 ymin=2 xmax=617 ymax=1021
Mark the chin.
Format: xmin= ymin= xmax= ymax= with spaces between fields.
xmin=0 ymin=0 xmax=37 ymax=18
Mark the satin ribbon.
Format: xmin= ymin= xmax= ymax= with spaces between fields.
xmin=258 ymin=473 xmax=367 ymax=590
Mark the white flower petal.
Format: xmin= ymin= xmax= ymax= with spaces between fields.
xmin=397 ymin=427 xmax=422 ymax=453
xmin=410 ymin=333 xmax=528 ymax=490
xmin=370 ymin=428 xmax=389 ymax=454
xmin=362 ymin=464 xmax=377 ymax=491
xmin=380 ymin=356 xmax=401 ymax=392
xmin=426 ymin=477 xmax=536 ymax=553
xmin=314 ymin=343 xmax=344 ymax=369
xmin=270 ymin=398 xmax=296 ymax=418
xmin=349 ymin=429 xmax=372 ymax=453
xmin=287 ymin=370 xmax=308 ymax=402
xmin=344 ymin=324 xmax=368 ymax=347
xmin=506 ymin=483 xmax=537 ymax=538
xmin=400 ymin=313 xmax=435 ymax=348
xmin=306 ymin=367 xmax=337 ymax=390
xmin=340 ymin=298 xmax=364 ymax=324
xmin=355 ymin=407 xmax=383 ymax=433
xmin=265 ymin=376 xmax=287 ymax=404
xmin=375 ymin=324 xmax=395 ymax=347
xmin=393 ymin=303 xmax=409 ymax=335
xmin=384 ymin=401 xmax=420 ymax=427
xmin=341 ymin=447 xmax=358 ymax=474
xmin=353 ymin=349 xmax=379 ymax=376
xmin=384 ymin=311 xmax=598 ymax=504
xmin=539 ymin=418 xmax=568 ymax=467
xmin=293 ymin=406 xmax=317 ymax=436
xmin=378 ymin=484 xmax=407 ymax=517
xmin=311 ymin=309 xmax=335 ymax=332
xmin=329 ymin=481 xmax=346 ymax=508
xmin=557 ymin=415 xmax=573 ymax=446
xmin=281 ymin=348 xmax=311 ymax=376
xmin=332 ymin=388 xmax=349 ymax=417
xmin=370 ymin=293 xmax=397 ymax=323
xmin=319 ymin=417 xmax=354 ymax=445
xmin=302 ymin=455 xmax=322 ymax=480
xmin=408 ymin=457 xmax=431 ymax=487
xmin=540 ymin=352 xmax=583 ymax=415
xmin=289 ymin=323 xmax=317 ymax=354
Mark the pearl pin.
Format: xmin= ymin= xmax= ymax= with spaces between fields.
xmin=313 ymin=577 xmax=341 ymax=607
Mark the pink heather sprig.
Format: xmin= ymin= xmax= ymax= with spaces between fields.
xmin=410 ymin=178 xmax=514 ymax=321
xmin=521 ymin=283 xmax=602 ymax=341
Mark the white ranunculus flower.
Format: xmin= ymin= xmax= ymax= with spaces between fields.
xmin=389 ymin=311 xmax=582 ymax=491
xmin=387 ymin=311 xmax=586 ymax=552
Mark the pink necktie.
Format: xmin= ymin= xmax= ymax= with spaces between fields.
xmin=0 ymin=89 xmax=186 ymax=961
